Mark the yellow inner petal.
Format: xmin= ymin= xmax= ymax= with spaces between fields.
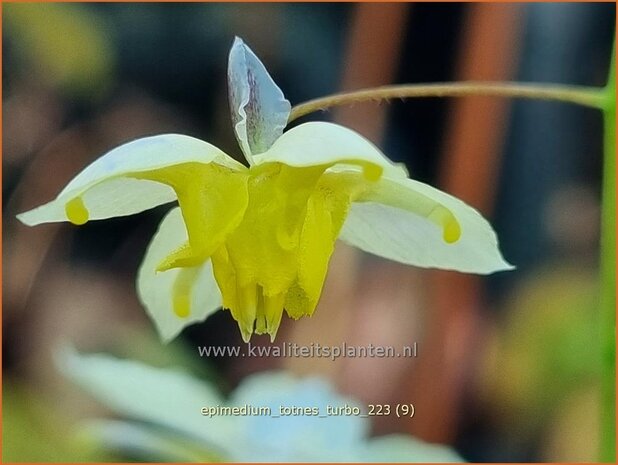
xmin=209 ymin=163 xmax=322 ymax=340
xmin=285 ymin=172 xmax=364 ymax=319
xmin=132 ymin=162 xmax=249 ymax=271
xmin=213 ymin=164 xmax=371 ymax=338
xmin=222 ymin=163 xmax=325 ymax=296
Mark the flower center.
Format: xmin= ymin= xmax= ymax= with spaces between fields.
xmin=211 ymin=162 xmax=369 ymax=341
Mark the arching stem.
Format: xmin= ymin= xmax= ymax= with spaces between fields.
xmin=289 ymin=82 xmax=605 ymax=122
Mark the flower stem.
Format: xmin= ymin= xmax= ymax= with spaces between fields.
xmin=288 ymin=82 xmax=605 ymax=122
xmin=599 ymin=39 xmax=616 ymax=463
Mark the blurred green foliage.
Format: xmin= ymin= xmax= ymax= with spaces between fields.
xmin=2 ymin=381 xmax=114 ymax=462
xmin=4 ymin=3 xmax=115 ymax=99
xmin=483 ymin=264 xmax=600 ymax=446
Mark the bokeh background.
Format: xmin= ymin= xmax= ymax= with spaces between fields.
xmin=2 ymin=2 xmax=615 ymax=462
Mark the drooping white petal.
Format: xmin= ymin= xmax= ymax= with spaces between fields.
xmin=137 ymin=207 xmax=222 ymax=342
xmin=17 ymin=134 xmax=244 ymax=226
xmin=57 ymin=348 xmax=233 ymax=449
xmin=253 ymin=122 xmax=408 ymax=180
xmin=340 ymin=176 xmax=514 ymax=274
xmin=228 ymin=37 xmax=291 ymax=162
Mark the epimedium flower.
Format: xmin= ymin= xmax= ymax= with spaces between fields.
xmin=18 ymin=37 xmax=513 ymax=343
xmin=60 ymin=349 xmax=463 ymax=462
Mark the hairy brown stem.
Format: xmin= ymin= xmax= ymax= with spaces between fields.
xmin=289 ymin=82 xmax=605 ymax=122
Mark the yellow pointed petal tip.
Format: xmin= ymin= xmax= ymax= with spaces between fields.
xmin=239 ymin=328 xmax=252 ymax=343
xmin=173 ymin=294 xmax=191 ymax=318
xmin=427 ymin=206 xmax=461 ymax=244
xmin=155 ymin=243 xmax=206 ymax=272
xmin=443 ymin=216 xmax=461 ymax=244
xmin=264 ymin=293 xmax=285 ymax=342
xmin=362 ymin=163 xmax=383 ymax=182
xmin=237 ymin=284 xmax=257 ymax=343
xmin=65 ymin=196 xmax=89 ymax=225
xmin=241 ymin=288 xmax=285 ymax=342
xmin=171 ymin=267 xmax=200 ymax=318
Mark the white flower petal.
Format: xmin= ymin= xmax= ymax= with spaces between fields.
xmin=18 ymin=178 xmax=176 ymax=226
xmin=228 ymin=37 xmax=291 ymax=162
xmin=17 ymin=134 xmax=243 ymax=226
xmin=137 ymin=207 xmax=223 ymax=342
xmin=254 ymin=122 xmax=408 ymax=179
xmin=340 ymin=177 xmax=514 ymax=274
xmin=57 ymin=348 xmax=233 ymax=448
